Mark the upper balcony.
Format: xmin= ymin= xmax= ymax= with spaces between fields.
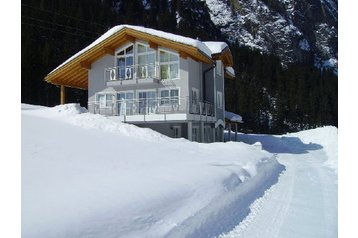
xmin=105 ymin=63 xmax=160 ymax=86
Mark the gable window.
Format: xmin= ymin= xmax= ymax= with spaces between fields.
xmin=159 ymin=50 xmax=179 ymax=80
xmin=160 ymin=88 xmax=179 ymax=106
xmin=97 ymin=93 xmax=114 ymax=108
xmin=217 ymin=91 xmax=223 ymax=109
xmin=116 ymin=45 xmax=134 ymax=80
xmin=137 ymin=43 xmax=156 ymax=79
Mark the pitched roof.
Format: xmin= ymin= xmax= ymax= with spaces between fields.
xmin=45 ymin=25 xmax=233 ymax=89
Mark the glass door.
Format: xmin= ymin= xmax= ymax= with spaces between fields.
xmin=138 ymin=91 xmax=156 ymax=115
xmin=117 ymin=92 xmax=134 ymax=115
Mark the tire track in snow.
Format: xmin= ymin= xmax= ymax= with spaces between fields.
xmin=219 ymin=149 xmax=337 ymax=238
xmin=218 ymin=154 xmax=295 ymax=238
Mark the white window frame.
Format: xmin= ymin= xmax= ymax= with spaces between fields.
xmin=115 ymin=43 xmax=135 ymax=80
xmin=117 ymin=91 xmax=134 ymax=116
xmin=137 ymin=90 xmax=157 ymax=114
xmin=217 ymin=91 xmax=223 ymax=109
xmin=136 ymin=42 xmax=157 ymax=79
xmin=159 ymin=48 xmax=180 ymax=80
xmin=159 ymin=88 xmax=180 ymax=106
xmin=96 ymin=93 xmax=115 ymax=108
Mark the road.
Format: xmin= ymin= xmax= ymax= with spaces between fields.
xmin=219 ymin=140 xmax=338 ymax=238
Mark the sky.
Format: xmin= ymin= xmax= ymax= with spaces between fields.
xmin=0 ymin=1 xmax=356 ymax=237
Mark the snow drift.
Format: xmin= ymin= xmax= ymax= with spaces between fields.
xmin=22 ymin=104 xmax=283 ymax=238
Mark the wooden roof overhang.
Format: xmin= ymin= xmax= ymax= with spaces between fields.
xmin=211 ymin=46 xmax=235 ymax=80
xmin=45 ymin=27 xmax=214 ymax=90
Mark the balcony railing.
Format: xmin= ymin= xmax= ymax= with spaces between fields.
xmin=88 ymin=97 xmax=214 ymax=117
xmin=104 ymin=64 xmax=160 ymax=83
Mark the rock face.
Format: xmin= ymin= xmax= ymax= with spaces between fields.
xmin=205 ymin=0 xmax=338 ymax=73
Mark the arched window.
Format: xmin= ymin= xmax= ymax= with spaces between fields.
xmin=116 ymin=45 xmax=134 ymax=80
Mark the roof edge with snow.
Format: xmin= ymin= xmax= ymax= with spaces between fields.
xmin=45 ymin=25 xmax=234 ymax=89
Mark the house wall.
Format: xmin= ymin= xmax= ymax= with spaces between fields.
xmin=86 ymin=40 xmax=225 ymax=143
xmin=87 ymin=42 xmax=191 ymax=113
xmin=136 ymin=122 xmax=188 ymax=139
xmin=215 ymin=62 xmax=225 ymax=123
xmin=187 ymin=58 xmax=202 ymax=101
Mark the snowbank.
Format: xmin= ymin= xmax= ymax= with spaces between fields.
xmin=288 ymin=126 xmax=338 ymax=174
xmin=22 ymin=104 xmax=283 ymax=238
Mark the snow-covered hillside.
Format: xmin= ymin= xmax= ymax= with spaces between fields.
xmin=22 ymin=104 xmax=337 ymax=237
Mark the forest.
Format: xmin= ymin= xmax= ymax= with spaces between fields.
xmin=21 ymin=0 xmax=338 ymax=134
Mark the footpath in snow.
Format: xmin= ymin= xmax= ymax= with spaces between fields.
xmin=22 ymin=104 xmax=283 ymax=238
xmin=221 ymin=127 xmax=338 ymax=238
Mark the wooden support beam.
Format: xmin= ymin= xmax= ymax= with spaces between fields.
xmin=103 ymin=47 xmax=115 ymax=55
xmin=125 ymin=35 xmax=136 ymax=43
xmin=179 ymin=51 xmax=188 ymax=59
xmin=80 ymin=61 xmax=91 ymax=70
xmin=60 ymin=85 xmax=66 ymax=105
xmin=149 ymin=41 xmax=158 ymax=50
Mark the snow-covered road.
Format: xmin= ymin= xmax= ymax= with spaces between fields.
xmin=220 ymin=131 xmax=338 ymax=238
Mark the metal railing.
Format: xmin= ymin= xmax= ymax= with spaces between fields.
xmin=104 ymin=63 xmax=160 ymax=82
xmin=88 ymin=97 xmax=214 ymax=117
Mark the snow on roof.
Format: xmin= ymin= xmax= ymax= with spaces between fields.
xmin=225 ymin=66 xmax=235 ymax=76
xmin=52 ymin=25 xmax=213 ymax=74
xmin=203 ymin=41 xmax=229 ymax=55
xmin=225 ymin=111 xmax=243 ymax=123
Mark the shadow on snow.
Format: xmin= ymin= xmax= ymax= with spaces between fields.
xmin=226 ymin=132 xmax=322 ymax=154
xmin=165 ymin=158 xmax=286 ymax=238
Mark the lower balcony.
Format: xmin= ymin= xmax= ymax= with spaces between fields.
xmin=88 ymin=97 xmax=215 ymax=123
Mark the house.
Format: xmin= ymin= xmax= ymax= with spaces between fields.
xmin=45 ymin=25 xmax=235 ymax=143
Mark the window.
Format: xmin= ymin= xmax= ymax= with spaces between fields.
xmin=217 ymin=91 xmax=223 ymax=109
xmin=173 ymin=126 xmax=181 ymax=138
xmin=216 ymin=60 xmax=222 ymax=76
xmin=160 ymin=88 xmax=179 ymax=106
xmin=159 ymin=50 xmax=179 ymax=80
xmin=97 ymin=93 xmax=114 ymax=108
xmin=116 ymin=45 xmax=134 ymax=80
xmin=192 ymin=127 xmax=199 ymax=142
xmin=138 ymin=91 xmax=157 ymax=114
xmin=137 ymin=43 xmax=156 ymax=79
xmin=117 ymin=91 xmax=134 ymax=115
xmin=191 ymin=88 xmax=199 ymax=104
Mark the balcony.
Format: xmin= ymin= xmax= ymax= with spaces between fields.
xmin=88 ymin=97 xmax=215 ymax=122
xmin=105 ymin=64 xmax=160 ymax=86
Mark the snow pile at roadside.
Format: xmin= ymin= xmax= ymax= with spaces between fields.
xmin=288 ymin=126 xmax=338 ymax=174
xmin=22 ymin=104 xmax=283 ymax=238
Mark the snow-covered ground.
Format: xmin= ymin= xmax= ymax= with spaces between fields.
xmin=21 ymin=104 xmax=337 ymax=238
xmin=222 ymin=128 xmax=338 ymax=238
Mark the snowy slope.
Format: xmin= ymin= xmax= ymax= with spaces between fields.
xmin=22 ymin=104 xmax=283 ymax=238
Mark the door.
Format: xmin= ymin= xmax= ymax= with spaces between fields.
xmin=117 ymin=92 xmax=134 ymax=115
xmin=138 ymin=91 xmax=156 ymax=114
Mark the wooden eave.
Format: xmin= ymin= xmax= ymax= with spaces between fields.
xmin=212 ymin=46 xmax=234 ymax=67
xmin=45 ymin=27 xmax=214 ymax=89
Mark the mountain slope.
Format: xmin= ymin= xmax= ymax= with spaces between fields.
xmin=205 ymin=0 xmax=338 ymax=72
